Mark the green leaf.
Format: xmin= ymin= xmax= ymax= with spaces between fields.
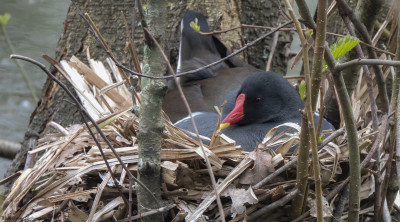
xmin=318 ymin=134 xmax=325 ymax=145
xmin=330 ymin=36 xmax=360 ymax=60
xmin=306 ymin=29 xmax=313 ymax=38
xmin=190 ymin=18 xmax=200 ymax=33
xmin=0 ymin=13 xmax=11 ymax=26
xmin=299 ymin=80 xmax=306 ymax=101
xmin=323 ymin=36 xmax=360 ymax=72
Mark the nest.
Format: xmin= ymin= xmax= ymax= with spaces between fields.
xmin=0 ymin=54 xmax=390 ymax=221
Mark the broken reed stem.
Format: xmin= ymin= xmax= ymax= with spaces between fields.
xmin=282 ymin=1 xmax=323 ymax=221
xmin=316 ymin=87 xmax=325 ymax=139
xmin=266 ymin=28 xmax=280 ymax=71
xmin=143 ymin=28 xmax=226 ymax=221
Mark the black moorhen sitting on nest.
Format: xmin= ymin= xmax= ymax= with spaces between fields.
xmin=166 ymin=11 xmax=334 ymax=151
xmin=175 ymin=71 xmax=335 ymax=152
xmin=163 ymin=11 xmax=257 ymax=123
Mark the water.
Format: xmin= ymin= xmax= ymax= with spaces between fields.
xmin=0 ymin=0 xmax=69 ymax=178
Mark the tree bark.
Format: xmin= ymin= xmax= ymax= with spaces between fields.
xmin=5 ymin=0 xmax=137 ymax=183
xmin=135 ymin=1 xmax=170 ymax=220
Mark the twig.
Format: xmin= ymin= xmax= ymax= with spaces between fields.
xmin=330 ymin=69 xmax=360 ymax=221
xmin=331 ymin=184 xmax=350 ymax=222
xmin=121 ymin=11 xmax=141 ymax=85
xmin=117 ymin=204 xmax=176 ymax=222
xmin=340 ymin=14 xmax=378 ymax=131
xmin=200 ymin=24 xmax=396 ymax=57
xmin=0 ymin=24 xmax=38 ymax=102
xmin=283 ymin=0 xmax=323 ymax=221
xmin=309 ymin=0 xmax=327 ymax=111
xmin=252 ymin=128 xmax=345 ymax=190
xmin=246 ymin=189 xmax=300 ymax=221
xmin=335 ymin=0 xmax=390 ymax=113
xmin=143 ymin=27 xmax=226 ymax=221
xmin=336 ymin=59 xmax=400 ymax=72
xmin=291 ymin=112 xmax=310 ymax=219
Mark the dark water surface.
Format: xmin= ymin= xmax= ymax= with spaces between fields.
xmin=0 ymin=0 xmax=69 ymax=178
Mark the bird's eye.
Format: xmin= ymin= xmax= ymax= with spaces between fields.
xmin=255 ymin=97 xmax=262 ymax=104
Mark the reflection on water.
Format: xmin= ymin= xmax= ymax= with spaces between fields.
xmin=0 ymin=0 xmax=69 ymax=177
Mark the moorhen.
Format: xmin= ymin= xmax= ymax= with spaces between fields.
xmin=175 ymin=71 xmax=335 ymax=151
xmin=163 ymin=11 xmax=257 ymax=122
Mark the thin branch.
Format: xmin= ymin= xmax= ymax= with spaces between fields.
xmin=283 ymin=0 xmax=323 ymax=221
xmin=335 ymin=0 xmax=389 ymax=113
xmin=309 ymin=0 xmax=328 ymax=110
xmin=336 ymin=59 xmax=400 ymax=72
xmin=291 ymin=112 xmax=310 ymax=219
xmin=246 ymin=189 xmax=300 ymax=221
xmin=200 ymin=24 xmax=396 ymax=57
xmin=340 ymin=15 xmax=378 ymax=131
xmin=252 ymin=128 xmax=345 ymax=190
xmin=117 ymin=204 xmax=176 ymax=222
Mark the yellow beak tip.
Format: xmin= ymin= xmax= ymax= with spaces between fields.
xmin=220 ymin=123 xmax=230 ymax=130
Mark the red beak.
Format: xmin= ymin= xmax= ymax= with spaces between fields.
xmin=220 ymin=93 xmax=245 ymax=129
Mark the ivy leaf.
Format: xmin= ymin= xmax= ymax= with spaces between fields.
xmin=190 ymin=18 xmax=200 ymax=33
xmin=323 ymin=36 xmax=360 ymax=71
xmin=318 ymin=134 xmax=325 ymax=145
xmin=299 ymin=80 xmax=306 ymax=101
xmin=0 ymin=13 xmax=11 ymax=26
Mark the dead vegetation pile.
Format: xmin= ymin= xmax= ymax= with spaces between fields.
xmin=0 ymin=49 xmax=391 ymax=222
